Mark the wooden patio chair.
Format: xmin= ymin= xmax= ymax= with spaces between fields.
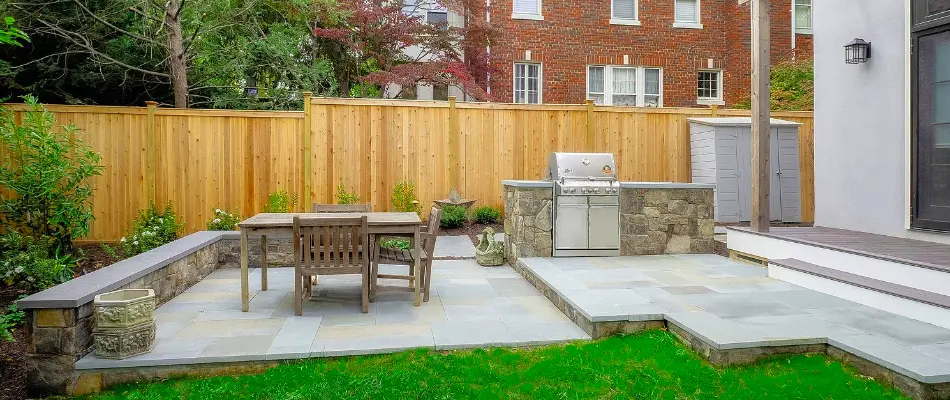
xmin=370 ymin=207 xmax=441 ymax=303
xmin=311 ymin=203 xmax=372 ymax=213
xmin=293 ymin=215 xmax=370 ymax=315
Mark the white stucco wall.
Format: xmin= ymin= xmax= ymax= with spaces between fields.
xmin=813 ymin=0 xmax=950 ymax=244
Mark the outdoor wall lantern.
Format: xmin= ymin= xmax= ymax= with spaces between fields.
xmin=845 ymin=38 xmax=872 ymax=64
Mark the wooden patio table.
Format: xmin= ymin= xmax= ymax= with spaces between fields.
xmin=237 ymin=212 xmax=422 ymax=312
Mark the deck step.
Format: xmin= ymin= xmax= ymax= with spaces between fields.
xmin=770 ymin=258 xmax=950 ymax=310
xmin=727 ymin=227 xmax=950 ymax=296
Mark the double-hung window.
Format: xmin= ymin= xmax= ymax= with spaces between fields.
xmin=513 ymin=0 xmax=543 ymax=20
xmin=587 ymin=66 xmax=663 ymax=107
xmin=697 ymin=70 xmax=723 ymax=104
xmin=674 ymin=0 xmax=702 ymax=29
xmin=611 ymin=0 xmax=640 ymax=25
xmin=793 ymin=0 xmax=812 ymax=34
xmin=514 ymin=63 xmax=542 ymax=104
xmin=427 ymin=11 xmax=448 ymax=25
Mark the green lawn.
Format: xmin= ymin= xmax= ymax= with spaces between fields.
xmin=85 ymin=330 xmax=906 ymax=400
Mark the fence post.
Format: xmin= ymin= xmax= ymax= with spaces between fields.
xmin=585 ymin=100 xmax=595 ymax=152
xmin=448 ymin=96 xmax=459 ymax=190
xmin=302 ymin=92 xmax=313 ymax=211
xmin=145 ymin=101 xmax=157 ymax=205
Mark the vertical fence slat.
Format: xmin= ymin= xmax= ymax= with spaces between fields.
xmin=1 ymin=101 xmax=814 ymax=241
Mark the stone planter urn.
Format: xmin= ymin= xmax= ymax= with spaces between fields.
xmin=93 ymin=289 xmax=156 ymax=359
xmin=433 ymin=188 xmax=476 ymax=210
xmin=475 ymin=227 xmax=505 ymax=266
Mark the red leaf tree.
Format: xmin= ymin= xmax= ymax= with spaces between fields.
xmin=313 ymin=0 xmax=498 ymax=101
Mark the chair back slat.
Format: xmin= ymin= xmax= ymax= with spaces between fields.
xmin=294 ymin=215 xmax=368 ymax=271
xmin=312 ymin=203 xmax=372 ymax=213
xmin=422 ymin=207 xmax=442 ymax=250
xmin=426 ymin=207 xmax=442 ymax=236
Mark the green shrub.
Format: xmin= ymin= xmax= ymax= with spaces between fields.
xmin=379 ymin=238 xmax=410 ymax=250
xmin=108 ymin=202 xmax=183 ymax=258
xmin=440 ymin=205 xmax=467 ymax=229
xmin=0 ymin=96 xmax=103 ymax=255
xmin=471 ymin=206 xmax=501 ymax=224
xmin=263 ymin=191 xmax=298 ymax=213
xmin=734 ymin=61 xmax=814 ymax=111
xmin=0 ymin=301 xmax=25 ymax=342
xmin=207 ymin=208 xmax=240 ymax=231
xmin=0 ymin=232 xmax=75 ymax=291
xmin=392 ymin=181 xmax=420 ymax=215
xmin=337 ymin=184 xmax=360 ymax=205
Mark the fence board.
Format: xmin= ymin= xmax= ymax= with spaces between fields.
xmin=3 ymin=100 xmax=814 ymax=241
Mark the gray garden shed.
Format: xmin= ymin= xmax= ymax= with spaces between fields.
xmin=688 ymin=117 xmax=803 ymax=223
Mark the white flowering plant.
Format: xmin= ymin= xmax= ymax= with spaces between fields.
xmin=106 ymin=202 xmax=183 ymax=258
xmin=207 ymin=208 xmax=240 ymax=231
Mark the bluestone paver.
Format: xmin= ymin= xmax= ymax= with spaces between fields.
xmin=829 ymin=334 xmax=950 ymax=383
xmin=504 ymin=321 xmax=588 ymax=345
xmin=666 ymin=311 xmax=770 ymax=349
xmin=487 ymin=277 xmax=542 ymax=297
xmin=433 ymin=235 xmax=477 ymax=258
xmin=431 ymin=320 xmax=515 ymax=350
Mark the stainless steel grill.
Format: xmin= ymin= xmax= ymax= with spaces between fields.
xmin=549 ymin=153 xmax=621 ymax=257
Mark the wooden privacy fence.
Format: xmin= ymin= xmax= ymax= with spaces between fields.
xmin=3 ymin=97 xmax=814 ymax=241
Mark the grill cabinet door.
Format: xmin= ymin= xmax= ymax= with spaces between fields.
xmin=588 ymin=197 xmax=620 ymax=249
xmin=555 ymin=197 xmax=589 ymax=249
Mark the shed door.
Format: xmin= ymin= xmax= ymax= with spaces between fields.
xmin=736 ymin=126 xmax=783 ymax=222
xmin=776 ymin=127 xmax=803 ymax=222
xmin=770 ymin=130 xmax=783 ymax=221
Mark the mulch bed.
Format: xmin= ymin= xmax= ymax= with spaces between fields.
xmin=0 ymin=285 xmax=29 ymax=400
xmin=439 ymin=222 xmax=504 ymax=246
xmin=76 ymin=243 xmax=125 ymax=277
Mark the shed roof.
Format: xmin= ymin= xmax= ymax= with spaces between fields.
xmin=687 ymin=117 xmax=802 ymax=127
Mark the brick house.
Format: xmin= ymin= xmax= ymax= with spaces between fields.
xmin=487 ymin=0 xmax=814 ymax=107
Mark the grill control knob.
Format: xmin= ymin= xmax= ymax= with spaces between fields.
xmin=581 ymin=188 xmax=587 ymax=194
xmin=593 ymin=188 xmax=600 ymax=194
xmin=571 ymin=188 xmax=577 ymax=193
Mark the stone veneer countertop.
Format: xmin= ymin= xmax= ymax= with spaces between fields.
xmin=503 ymin=180 xmax=715 ymax=190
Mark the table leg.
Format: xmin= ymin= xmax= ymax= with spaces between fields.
xmin=240 ymin=228 xmax=249 ymax=312
xmin=261 ymin=234 xmax=268 ymax=291
xmin=413 ymin=229 xmax=421 ymax=307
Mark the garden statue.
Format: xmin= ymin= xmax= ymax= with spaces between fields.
xmin=475 ymin=227 xmax=505 ymax=266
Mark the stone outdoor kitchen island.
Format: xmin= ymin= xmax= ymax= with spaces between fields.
xmin=504 ymin=181 xmax=716 ymax=264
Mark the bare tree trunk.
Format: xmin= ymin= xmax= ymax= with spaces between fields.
xmin=165 ymin=0 xmax=189 ymax=108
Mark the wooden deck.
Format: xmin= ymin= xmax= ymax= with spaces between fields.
xmin=730 ymin=226 xmax=950 ymax=273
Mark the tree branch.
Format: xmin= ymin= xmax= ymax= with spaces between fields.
xmin=128 ymin=6 xmax=165 ymax=25
xmin=71 ymin=0 xmax=168 ymax=48
xmin=35 ymin=18 xmax=172 ymax=79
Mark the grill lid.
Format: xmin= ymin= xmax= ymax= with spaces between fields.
xmin=549 ymin=153 xmax=618 ymax=184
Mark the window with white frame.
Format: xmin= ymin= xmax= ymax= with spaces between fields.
xmin=587 ymin=66 xmax=663 ymax=107
xmin=427 ymin=11 xmax=448 ymax=25
xmin=514 ymin=63 xmax=542 ymax=104
xmin=674 ymin=0 xmax=701 ymax=27
xmin=513 ymin=0 xmax=542 ymax=19
xmin=697 ymin=70 xmax=723 ymax=104
xmin=611 ymin=0 xmax=639 ymax=24
xmin=794 ymin=0 xmax=812 ymax=34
